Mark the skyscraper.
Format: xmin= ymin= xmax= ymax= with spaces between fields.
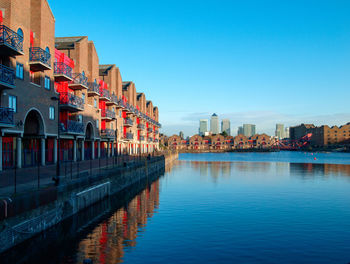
xmin=284 ymin=127 xmax=290 ymax=139
xmin=199 ymin=119 xmax=208 ymax=136
xmin=210 ymin=113 xmax=220 ymax=134
xmin=243 ymin=124 xmax=256 ymax=137
xmin=179 ymin=131 xmax=184 ymax=139
xmin=221 ymin=119 xmax=231 ymax=135
xmin=237 ymin=126 xmax=244 ymax=135
xmin=275 ymin=124 xmax=285 ymax=139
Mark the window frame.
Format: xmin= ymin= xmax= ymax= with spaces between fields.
xmin=49 ymin=106 xmax=55 ymax=120
xmin=44 ymin=76 xmax=51 ymax=90
xmin=9 ymin=95 xmax=17 ymax=113
xmin=16 ymin=63 xmax=24 ymax=80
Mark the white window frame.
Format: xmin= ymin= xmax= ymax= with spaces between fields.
xmin=49 ymin=106 xmax=55 ymax=120
xmin=9 ymin=95 xmax=17 ymax=112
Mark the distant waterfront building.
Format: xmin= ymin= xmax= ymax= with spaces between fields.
xmin=275 ymin=124 xmax=285 ymax=139
xmin=179 ymin=131 xmax=184 ymax=139
xmin=284 ymin=127 xmax=290 ymax=139
xmin=243 ymin=124 xmax=256 ymax=137
xmin=199 ymin=119 xmax=209 ymax=136
xmin=221 ymin=119 xmax=231 ymax=135
xmin=210 ymin=113 xmax=220 ymax=134
xmin=237 ymin=126 xmax=244 ymax=135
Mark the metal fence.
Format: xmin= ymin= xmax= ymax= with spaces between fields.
xmin=0 ymin=151 xmax=171 ymax=197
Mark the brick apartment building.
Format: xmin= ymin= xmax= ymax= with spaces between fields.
xmin=0 ymin=0 xmax=160 ymax=170
xmin=290 ymin=123 xmax=350 ymax=147
xmin=167 ymin=134 xmax=276 ymax=150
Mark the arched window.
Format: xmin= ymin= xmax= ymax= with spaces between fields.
xmin=17 ymin=28 xmax=23 ymax=38
xmin=45 ymin=46 xmax=50 ymax=54
xmin=82 ymin=71 xmax=85 ymax=77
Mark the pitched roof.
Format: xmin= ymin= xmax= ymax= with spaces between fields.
xmin=122 ymin=81 xmax=132 ymax=90
xmin=99 ymin=64 xmax=114 ymax=76
xmin=55 ymin=36 xmax=87 ymax=49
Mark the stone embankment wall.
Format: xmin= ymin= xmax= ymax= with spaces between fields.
xmin=0 ymin=153 xmax=178 ymax=254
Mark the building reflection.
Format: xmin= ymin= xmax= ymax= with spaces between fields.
xmin=77 ymin=180 xmax=160 ymax=264
xmin=290 ymin=163 xmax=350 ymax=178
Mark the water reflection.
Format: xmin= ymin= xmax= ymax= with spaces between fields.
xmin=76 ymin=180 xmax=160 ymax=264
xmin=187 ymin=160 xmax=350 ymax=181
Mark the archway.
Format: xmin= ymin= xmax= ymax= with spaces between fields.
xmin=84 ymin=122 xmax=94 ymax=160
xmin=23 ymin=109 xmax=45 ymax=167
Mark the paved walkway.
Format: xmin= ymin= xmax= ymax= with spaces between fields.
xmin=0 ymin=155 xmax=148 ymax=197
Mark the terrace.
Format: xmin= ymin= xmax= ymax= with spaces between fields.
xmin=59 ymin=120 xmax=84 ymax=135
xmin=69 ymin=73 xmax=88 ymax=90
xmin=54 ymin=62 xmax=72 ymax=82
xmin=29 ymin=47 xmax=51 ymax=71
xmin=59 ymin=92 xmax=84 ymax=112
xmin=0 ymin=25 xmax=24 ymax=56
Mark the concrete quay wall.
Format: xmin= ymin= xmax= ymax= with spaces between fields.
xmin=0 ymin=153 xmax=178 ymax=254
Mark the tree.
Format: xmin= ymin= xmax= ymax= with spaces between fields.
xmin=221 ymin=131 xmax=228 ymax=137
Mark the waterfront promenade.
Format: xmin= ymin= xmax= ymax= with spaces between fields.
xmin=0 ymin=153 xmax=162 ymax=197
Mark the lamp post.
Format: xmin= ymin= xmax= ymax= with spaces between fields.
xmin=51 ymin=96 xmax=60 ymax=185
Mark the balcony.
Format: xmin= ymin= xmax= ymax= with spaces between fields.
xmin=125 ymin=103 xmax=133 ymax=114
xmin=59 ymin=120 xmax=84 ymax=135
xmin=0 ymin=64 xmax=15 ymax=89
xmin=29 ymin=47 xmax=51 ymax=71
xmin=117 ymin=99 xmax=126 ymax=109
xmin=88 ymin=82 xmax=100 ymax=96
xmin=54 ymin=62 xmax=73 ymax=82
xmin=147 ymin=127 xmax=153 ymax=133
xmin=106 ymin=94 xmax=118 ymax=106
xmin=101 ymin=129 xmax=115 ymax=139
xmin=138 ymin=123 xmax=145 ymax=130
xmin=0 ymin=107 xmax=14 ymax=127
xmin=125 ymin=132 xmax=133 ymax=140
xmin=69 ymin=73 xmax=88 ymax=90
xmin=124 ymin=118 xmax=133 ymax=127
xmin=101 ymin=109 xmax=116 ymax=121
xmin=0 ymin=25 xmax=24 ymax=56
xmin=154 ymin=130 xmax=159 ymax=135
xmin=59 ymin=92 xmax=84 ymax=112
xmin=99 ymin=88 xmax=111 ymax=101
xmin=148 ymin=137 xmax=153 ymax=143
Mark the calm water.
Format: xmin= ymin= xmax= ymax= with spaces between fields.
xmin=7 ymin=152 xmax=350 ymax=263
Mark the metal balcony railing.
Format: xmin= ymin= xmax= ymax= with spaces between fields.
xmin=0 ymin=107 xmax=14 ymax=125
xmin=111 ymin=94 xmax=118 ymax=104
xmin=101 ymin=129 xmax=115 ymax=138
xmin=29 ymin=47 xmax=51 ymax=67
xmin=70 ymin=73 xmax=88 ymax=88
xmin=0 ymin=25 xmax=24 ymax=54
xmin=101 ymin=109 xmax=115 ymax=119
xmin=124 ymin=118 xmax=133 ymax=126
xmin=126 ymin=132 xmax=133 ymax=140
xmin=59 ymin=120 xmax=84 ymax=134
xmin=138 ymin=123 xmax=145 ymax=129
xmin=59 ymin=92 xmax=84 ymax=110
xmin=88 ymin=82 xmax=100 ymax=94
xmin=54 ymin=62 xmax=72 ymax=78
xmin=147 ymin=127 xmax=153 ymax=133
xmin=118 ymin=99 xmax=126 ymax=108
xmin=0 ymin=64 xmax=15 ymax=87
xmin=99 ymin=88 xmax=111 ymax=100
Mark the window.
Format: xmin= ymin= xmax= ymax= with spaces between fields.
xmin=78 ymin=114 xmax=83 ymax=123
xmin=96 ymin=120 xmax=99 ymax=128
xmin=30 ymin=71 xmax=41 ymax=86
xmin=94 ymin=98 xmax=97 ymax=108
xmin=49 ymin=106 xmax=55 ymax=120
xmin=82 ymin=93 xmax=85 ymax=104
xmin=44 ymin=76 xmax=50 ymax=90
xmin=17 ymin=28 xmax=23 ymax=38
xmin=16 ymin=63 xmax=24 ymax=79
xmin=9 ymin=95 xmax=17 ymax=113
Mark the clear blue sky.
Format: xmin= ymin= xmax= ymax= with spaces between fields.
xmin=49 ymin=0 xmax=350 ymax=137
